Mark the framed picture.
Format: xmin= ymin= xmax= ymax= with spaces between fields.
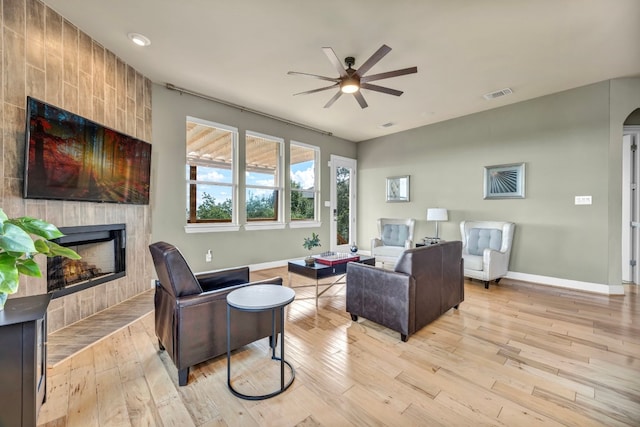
xmin=386 ymin=175 xmax=410 ymax=202
xmin=484 ymin=163 xmax=525 ymax=199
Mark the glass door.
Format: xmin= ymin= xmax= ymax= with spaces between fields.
xmin=330 ymin=155 xmax=357 ymax=253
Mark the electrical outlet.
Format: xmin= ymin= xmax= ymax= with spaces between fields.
xmin=575 ymin=195 xmax=592 ymax=205
xmin=205 ymin=249 xmax=212 ymax=262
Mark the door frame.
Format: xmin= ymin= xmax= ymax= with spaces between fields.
xmin=622 ymin=126 xmax=640 ymax=283
xmin=329 ymin=155 xmax=357 ymax=252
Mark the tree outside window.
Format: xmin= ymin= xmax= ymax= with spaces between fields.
xmin=290 ymin=142 xmax=319 ymax=221
xmin=245 ymin=132 xmax=283 ymax=222
xmin=185 ymin=118 xmax=237 ymax=224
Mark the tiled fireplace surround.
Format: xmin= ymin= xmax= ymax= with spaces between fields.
xmin=1 ymin=0 xmax=154 ymax=334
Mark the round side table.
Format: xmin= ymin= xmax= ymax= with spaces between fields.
xmin=226 ymin=284 xmax=295 ymax=400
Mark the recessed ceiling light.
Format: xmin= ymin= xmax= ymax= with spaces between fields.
xmin=380 ymin=122 xmax=395 ymax=128
xmin=128 ymin=32 xmax=151 ymax=47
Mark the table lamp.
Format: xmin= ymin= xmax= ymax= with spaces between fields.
xmin=426 ymin=208 xmax=448 ymax=240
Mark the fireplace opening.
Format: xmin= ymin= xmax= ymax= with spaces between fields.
xmin=47 ymin=224 xmax=126 ymax=298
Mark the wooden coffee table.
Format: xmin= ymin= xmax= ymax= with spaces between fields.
xmin=287 ymin=255 xmax=375 ymax=305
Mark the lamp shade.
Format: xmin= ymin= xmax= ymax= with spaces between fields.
xmin=426 ymin=208 xmax=448 ymax=222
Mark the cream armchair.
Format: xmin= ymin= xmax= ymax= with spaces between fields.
xmin=371 ymin=218 xmax=415 ymax=267
xmin=460 ymin=220 xmax=515 ymax=289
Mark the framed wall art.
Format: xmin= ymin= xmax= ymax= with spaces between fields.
xmin=484 ymin=163 xmax=525 ymax=199
xmin=386 ymin=175 xmax=410 ymax=202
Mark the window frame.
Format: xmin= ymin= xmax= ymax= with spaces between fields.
xmin=289 ymin=140 xmax=321 ymax=229
xmin=244 ymin=130 xmax=285 ymax=230
xmin=184 ymin=117 xmax=240 ymax=233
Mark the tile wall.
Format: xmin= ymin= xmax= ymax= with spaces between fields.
xmin=1 ymin=0 xmax=154 ymax=333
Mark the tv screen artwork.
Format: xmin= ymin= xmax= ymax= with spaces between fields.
xmin=24 ymin=97 xmax=152 ymax=204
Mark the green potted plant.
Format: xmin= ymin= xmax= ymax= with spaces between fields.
xmin=0 ymin=208 xmax=80 ymax=310
xmin=302 ymin=232 xmax=321 ymax=266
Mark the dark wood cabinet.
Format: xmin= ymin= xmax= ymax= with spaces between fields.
xmin=0 ymin=294 xmax=51 ymax=427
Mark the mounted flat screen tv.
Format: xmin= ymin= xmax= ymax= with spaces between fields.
xmin=23 ymin=96 xmax=152 ymax=204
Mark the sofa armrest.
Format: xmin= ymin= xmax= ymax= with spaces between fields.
xmin=179 ymin=276 xmax=283 ymax=308
xmin=196 ymin=266 xmax=250 ymax=291
xmin=346 ymin=262 xmax=414 ymax=336
xmin=482 ymin=248 xmax=510 ymax=278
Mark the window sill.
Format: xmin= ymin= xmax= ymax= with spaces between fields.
xmin=289 ymin=221 xmax=321 ymax=229
xmin=184 ymin=223 xmax=240 ymax=233
xmin=244 ymin=222 xmax=286 ymax=231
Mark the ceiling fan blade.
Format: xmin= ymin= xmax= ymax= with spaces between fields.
xmin=293 ymin=83 xmax=339 ymax=96
xmin=322 ymin=47 xmax=349 ymax=78
xmin=360 ymin=83 xmax=404 ymax=97
xmin=324 ymin=90 xmax=343 ymax=108
xmin=360 ymin=66 xmax=418 ymax=83
xmin=287 ymin=71 xmax=340 ymax=83
xmin=353 ymin=91 xmax=369 ymax=109
xmin=355 ymin=44 xmax=392 ymax=77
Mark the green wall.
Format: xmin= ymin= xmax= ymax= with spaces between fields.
xmin=357 ymin=79 xmax=640 ymax=287
xmin=151 ymin=84 xmax=355 ymax=272
xmin=150 ymin=78 xmax=639 ymax=287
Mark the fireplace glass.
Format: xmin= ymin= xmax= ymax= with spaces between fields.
xmin=47 ymin=224 xmax=126 ymax=297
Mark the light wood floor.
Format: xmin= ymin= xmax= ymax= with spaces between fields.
xmin=37 ymin=268 xmax=640 ymax=426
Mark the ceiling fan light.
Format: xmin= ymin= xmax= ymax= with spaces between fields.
xmin=340 ymin=78 xmax=360 ymax=94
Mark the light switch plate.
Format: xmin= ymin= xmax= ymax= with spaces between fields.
xmin=575 ymin=195 xmax=592 ymax=205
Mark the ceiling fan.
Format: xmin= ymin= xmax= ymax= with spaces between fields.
xmin=288 ymin=44 xmax=418 ymax=109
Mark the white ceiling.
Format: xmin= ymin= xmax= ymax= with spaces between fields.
xmin=42 ymin=0 xmax=640 ymax=142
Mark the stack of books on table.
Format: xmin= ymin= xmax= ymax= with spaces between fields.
xmin=313 ymin=252 xmax=360 ymax=266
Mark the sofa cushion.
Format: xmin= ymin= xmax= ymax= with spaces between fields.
xmin=462 ymin=254 xmax=483 ymax=271
xmin=381 ymin=224 xmax=409 ymax=246
xmin=467 ymin=228 xmax=502 ymax=256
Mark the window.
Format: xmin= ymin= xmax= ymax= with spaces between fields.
xmin=245 ymin=131 xmax=283 ymax=224
xmin=185 ymin=117 xmax=238 ymax=231
xmin=290 ymin=141 xmax=320 ymax=226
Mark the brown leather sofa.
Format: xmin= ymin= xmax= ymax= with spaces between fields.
xmin=346 ymin=240 xmax=464 ymax=342
xmin=149 ymin=241 xmax=283 ymax=386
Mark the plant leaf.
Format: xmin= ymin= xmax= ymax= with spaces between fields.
xmin=7 ymin=216 xmax=64 ymax=240
xmin=34 ymin=239 xmax=50 ymax=254
xmin=16 ymin=258 xmax=42 ymax=277
xmin=0 ymin=208 xmax=7 ymax=223
xmin=0 ymin=254 xmax=19 ymax=294
xmin=44 ymin=240 xmax=81 ymax=259
xmin=0 ymin=223 xmax=37 ymax=253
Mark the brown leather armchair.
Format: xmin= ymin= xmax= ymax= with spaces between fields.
xmin=149 ymin=241 xmax=283 ymax=386
xmin=346 ymin=241 xmax=464 ymax=342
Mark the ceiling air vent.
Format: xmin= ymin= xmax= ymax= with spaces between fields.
xmin=483 ymin=88 xmax=513 ymax=100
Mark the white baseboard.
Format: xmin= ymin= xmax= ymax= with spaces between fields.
xmin=248 ymin=259 xmax=289 ymax=271
xmin=505 ymin=271 xmax=625 ymax=295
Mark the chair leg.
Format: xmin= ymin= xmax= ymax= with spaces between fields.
xmin=401 ymin=334 xmax=408 ymax=342
xmin=350 ymin=314 xmax=358 ymax=321
xmin=454 ymin=304 xmax=459 ymax=309
xmin=158 ymin=339 xmax=165 ymax=351
xmin=484 ymin=281 xmax=490 ymax=289
xmin=178 ymin=367 xmax=189 ymax=386
xmin=495 ymin=278 xmax=501 ymax=284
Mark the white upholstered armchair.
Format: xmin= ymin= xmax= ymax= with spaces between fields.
xmin=371 ymin=218 xmax=415 ymax=267
xmin=460 ymin=220 xmax=515 ymax=289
